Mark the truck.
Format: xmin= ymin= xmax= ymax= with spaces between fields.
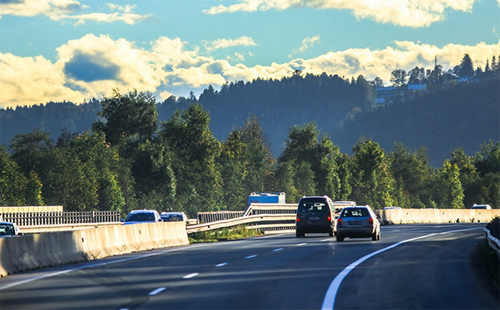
xmin=246 ymin=192 xmax=286 ymax=209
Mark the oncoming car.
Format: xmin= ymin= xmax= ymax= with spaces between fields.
xmin=0 ymin=222 xmax=23 ymax=237
xmin=295 ymin=196 xmax=335 ymax=238
xmin=471 ymin=204 xmax=492 ymax=209
xmin=161 ymin=212 xmax=188 ymax=222
xmin=123 ymin=210 xmax=162 ymax=225
xmin=335 ymin=205 xmax=381 ymax=242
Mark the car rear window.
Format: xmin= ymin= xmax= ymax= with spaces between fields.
xmin=341 ymin=208 xmax=369 ymax=217
xmin=0 ymin=224 xmax=15 ymax=235
xmin=298 ymin=199 xmax=329 ymax=213
xmin=126 ymin=213 xmax=155 ymax=222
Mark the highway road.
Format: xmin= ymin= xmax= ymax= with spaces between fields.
xmin=0 ymin=223 xmax=498 ymax=310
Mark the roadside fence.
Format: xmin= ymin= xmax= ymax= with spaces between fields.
xmin=1 ymin=211 xmax=120 ymax=226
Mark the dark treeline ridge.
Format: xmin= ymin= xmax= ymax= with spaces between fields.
xmin=0 ymin=88 xmax=499 ymax=217
xmin=334 ymin=77 xmax=500 ymax=166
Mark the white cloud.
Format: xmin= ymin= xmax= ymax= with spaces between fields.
xmin=0 ymin=0 xmax=152 ymax=25
xmin=204 ymin=0 xmax=476 ymax=27
xmin=298 ymin=35 xmax=320 ymax=53
xmin=1 ymin=35 xmax=500 ymax=109
xmin=203 ymin=36 xmax=257 ymax=52
xmin=0 ymin=0 xmax=83 ymax=18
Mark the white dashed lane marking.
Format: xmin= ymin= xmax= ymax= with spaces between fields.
xmin=216 ymin=262 xmax=228 ymax=267
xmin=273 ymin=248 xmax=284 ymax=252
xmin=183 ymin=273 xmax=199 ymax=279
xmin=245 ymin=255 xmax=258 ymax=259
xmin=149 ymin=287 xmax=167 ymax=296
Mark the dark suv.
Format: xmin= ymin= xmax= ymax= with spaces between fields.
xmin=295 ymin=196 xmax=335 ymax=237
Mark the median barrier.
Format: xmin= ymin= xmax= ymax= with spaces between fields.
xmin=0 ymin=222 xmax=189 ymax=277
xmin=0 ymin=238 xmax=15 ymax=276
xmin=380 ymin=209 xmax=500 ymax=224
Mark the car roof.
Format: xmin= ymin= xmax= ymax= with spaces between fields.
xmin=300 ymin=196 xmax=330 ymax=199
xmin=129 ymin=210 xmax=157 ymax=213
xmin=0 ymin=222 xmax=16 ymax=225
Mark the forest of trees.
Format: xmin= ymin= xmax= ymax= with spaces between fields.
xmin=0 ymin=54 xmax=499 ymax=216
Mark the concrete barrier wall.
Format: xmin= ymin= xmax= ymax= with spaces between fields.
xmin=377 ymin=209 xmax=500 ymax=225
xmin=0 ymin=222 xmax=189 ymax=277
xmin=0 ymin=206 xmax=63 ymax=213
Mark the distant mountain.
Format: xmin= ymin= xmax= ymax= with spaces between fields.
xmin=0 ymin=99 xmax=101 ymax=147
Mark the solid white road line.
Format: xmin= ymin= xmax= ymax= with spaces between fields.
xmin=321 ymin=227 xmax=481 ymax=310
xmin=148 ymin=287 xmax=167 ymax=296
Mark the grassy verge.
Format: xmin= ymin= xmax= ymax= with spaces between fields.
xmin=479 ymin=239 xmax=500 ymax=286
xmin=188 ymin=225 xmax=263 ymax=243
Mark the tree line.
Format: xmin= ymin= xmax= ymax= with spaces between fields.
xmin=1 ymin=89 xmax=499 ymax=216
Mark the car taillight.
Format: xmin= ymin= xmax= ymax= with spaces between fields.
xmin=296 ymin=217 xmax=300 ymax=222
xmin=327 ymin=213 xmax=332 ymax=221
xmin=369 ymin=217 xmax=373 ymax=225
xmin=337 ymin=218 xmax=342 ymax=227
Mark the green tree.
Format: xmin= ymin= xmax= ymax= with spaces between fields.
xmin=278 ymin=123 xmax=343 ymax=200
xmin=439 ymin=160 xmax=464 ymax=209
xmin=450 ymin=148 xmax=482 ymax=208
xmin=350 ymin=138 xmax=395 ymax=208
xmin=390 ymin=69 xmax=407 ymax=87
xmin=10 ymin=128 xmax=53 ymax=174
xmin=92 ymin=89 xmax=158 ymax=148
xmin=159 ymin=104 xmax=223 ymax=216
xmin=0 ymin=146 xmax=28 ymax=206
xmin=131 ymin=140 xmax=176 ymax=211
xmin=275 ymin=161 xmax=299 ymax=203
xmin=457 ymin=54 xmax=474 ymax=77
xmin=66 ymin=132 xmax=126 ymax=212
xmin=388 ymin=143 xmax=431 ymax=208
xmin=218 ymin=116 xmax=275 ymax=210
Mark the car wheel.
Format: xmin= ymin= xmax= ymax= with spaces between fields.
xmin=329 ymin=229 xmax=334 ymax=237
xmin=336 ymin=234 xmax=344 ymax=242
xmin=296 ymin=229 xmax=304 ymax=238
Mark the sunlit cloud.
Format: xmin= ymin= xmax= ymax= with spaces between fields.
xmin=203 ymin=36 xmax=257 ymax=52
xmin=1 ymin=35 xmax=500 ymax=109
xmin=299 ymin=35 xmax=320 ymax=53
xmin=0 ymin=0 xmax=152 ymax=25
xmin=203 ymin=0 xmax=476 ymax=28
xmin=0 ymin=0 xmax=84 ymax=18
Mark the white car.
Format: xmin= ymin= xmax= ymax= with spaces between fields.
xmin=123 ymin=210 xmax=162 ymax=225
xmin=0 ymin=222 xmax=23 ymax=237
xmin=472 ymin=204 xmax=492 ymax=209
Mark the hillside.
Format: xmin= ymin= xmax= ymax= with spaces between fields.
xmin=0 ymin=74 xmax=498 ymax=167
xmin=333 ymin=78 xmax=500 ymax=166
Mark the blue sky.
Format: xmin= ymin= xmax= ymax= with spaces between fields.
xmin=1 ymin=0 xmax=500 ymax=108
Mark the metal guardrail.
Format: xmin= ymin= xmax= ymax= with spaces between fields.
xmin=20 ymin=222 xmax=121 ymax=233
xmin=186 ymin=213 xmax=296 ymax=234
xmin=484 ymin=226 xmax=500 ymax=258
xmin=188 ymin=203 xmax=297 ymax=234
xmin=243 ymin=203 xmax=297 ymax=216
xmin=1 ymin=211 xmax=121 ymax=226
xmin=197 ymin=211 xmax=244 ymax=224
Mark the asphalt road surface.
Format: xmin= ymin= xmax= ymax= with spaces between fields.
xmin=0 ymin=223 xmax=498 ymax=310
